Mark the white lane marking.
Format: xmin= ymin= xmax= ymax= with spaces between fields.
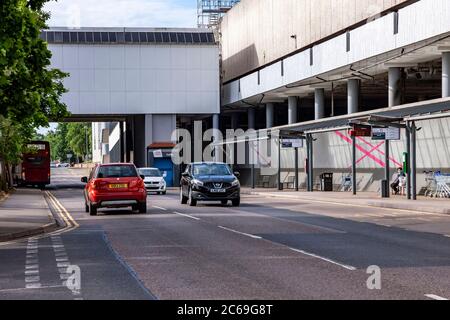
xmin=425 ymin=294 xmax=448 ymax=300
xmin=218 ymin=226 xmax=262 ymax=240
xmin=153 ymin=206 xmax=167 ymax=211
xmin=51 ymin=235 xmax=83 ymax=300
xmin=25 ymin=238 xmax=41 ymax=289
xmin=174 ymin=212 xmax=201 ymax=221
xmin=289 ymin=248 xmax=356 ymax=271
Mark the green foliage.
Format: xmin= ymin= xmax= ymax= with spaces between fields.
xmin=0 ymin=115 xmax=23 ymax=165
xmin=66 ymin=123 xmax=91 ymax=160
xmin=0 ymin=0 xmax=69 ymax=134
xmin=42 ymin=123 xmax=91 ymax=161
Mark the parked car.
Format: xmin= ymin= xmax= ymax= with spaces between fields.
xmin=180 ymin=162 xmax=240 ymax=207
xmin=81 ymin=163 xmax=147 ymax=216
xmin=138 ymin=167 xmax=167 ymax=195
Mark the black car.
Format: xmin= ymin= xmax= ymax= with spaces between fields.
xmin=180 ymin=162 xmax=240 ymax=207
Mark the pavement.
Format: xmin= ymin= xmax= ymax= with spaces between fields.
xmin=243 ymin=188 xmax=450 ymax=215
xmin=0 ymin=189 xmax=59 ymax=242
xmin=0 ymin=167 xmax=449 ymax=300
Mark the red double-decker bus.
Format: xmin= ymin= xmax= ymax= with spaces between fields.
xmin=20 ymin=141 xmax=51 ymax=188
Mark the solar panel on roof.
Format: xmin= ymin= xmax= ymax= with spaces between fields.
xmin=132 ymin=32 xmax=140 ymax=43
xmin=77 ymin=32 xmax=85 ymax=42
xmin=101 ymin=32 xmax=109 ymax=42
xmin=109 ymin=32 xmax=117 ymax=42
xmin=146 ymin=32 xmax=155 ymax=42
xmin=93 ymin=32 xmax=101 ymax=42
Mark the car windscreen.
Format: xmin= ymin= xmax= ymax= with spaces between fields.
xmin=97 ymin=165 xmax=138 ymax=178
xmin=192 ymin=164 xmax=231 ymax=176
xmin=139 ymin=168 xmax=162 ymax=177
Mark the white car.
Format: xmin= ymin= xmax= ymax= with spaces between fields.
xmin=138 ymin=167 xmax=167 ymax=195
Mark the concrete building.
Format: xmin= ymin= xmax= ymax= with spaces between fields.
xmin=44 ymin=27 xmax=220 ymax=186
xmin=219 ymin=0 xmax=450 ymax=192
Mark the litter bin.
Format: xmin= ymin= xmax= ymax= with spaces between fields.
xmin=380 ymin=179 xmax=389 ymax=198
xmin=320 ymin=173 xmax=333 ymax=191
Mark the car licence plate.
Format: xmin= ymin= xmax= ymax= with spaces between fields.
xmin=109 ymin=183 xmax=128 ymax=189
xmin=210 ymin=188 xmax=226 ymax=193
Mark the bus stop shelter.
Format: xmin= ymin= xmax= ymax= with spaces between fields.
xmin=223 ymin=97 xmax=450 ymax=201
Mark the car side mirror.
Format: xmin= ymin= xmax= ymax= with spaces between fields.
xmin=234 ymin=172 xmax=240 ymax=178
xmin=140 ymin=175 xmax=146 ymax=180
xmin=81 ymin=177 xmax=88 ymax=183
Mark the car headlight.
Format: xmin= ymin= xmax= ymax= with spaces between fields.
xmin=192 ymin=179 xmax=204 ymax=187
xmin=232 ymin=179 xmax=240 ymax=187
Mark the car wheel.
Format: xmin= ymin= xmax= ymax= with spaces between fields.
xmin=138 ymin=202 xmax=147 ymax=214
xmin=89 ymin=203 xmax=98 ymax=216
xmin=162 ymin=191 xmax=167 ymax=195
xmin=232 ymin=198 xmax=240 ymax=207
xmin=188 ymin=189 xmax=197 ymax=207
xmin=221 ymin=200 xmax=228 ymax=205
xmin=131 ymin=204 xmax=138 ymax=211
xmin=157 ymin=192 xmax=160 ymax=195
xmin=84 ymin=202 xmax=89 ymax=213
xmin=180 ymin=188 xmax=188 ymax=204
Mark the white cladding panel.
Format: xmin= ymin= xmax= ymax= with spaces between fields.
xmin=50 ymin=44 xmax=220 ymax=115
xmin=223 ymin=0 xmax=450 ymax=106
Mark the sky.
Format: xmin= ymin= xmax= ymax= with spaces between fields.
xmin=43 ymin=0 xmax=198 ymax=28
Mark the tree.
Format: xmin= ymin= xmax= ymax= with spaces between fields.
xmin=0 ymin=0 xmax=69 ymax=190
xmin=0 ymin=0 xmax=69 ymax=134
xmin=66 ymin=123 xmax=91 ymax=162
xmin=0 ymin=116 xmax=23 ymax=190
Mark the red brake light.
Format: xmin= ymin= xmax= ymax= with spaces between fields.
xmin=93 ymin=180 xmax=108 ymax=190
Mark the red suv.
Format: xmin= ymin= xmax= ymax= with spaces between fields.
xmin=81 ymin=163 xmax=147 ymax=216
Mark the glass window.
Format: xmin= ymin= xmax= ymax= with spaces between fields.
xmin=39 ymin=32 xmax=46 ymax=41
xmin=96 ymin=165 xmax=138 ymax=178
xmin=192 ymin=164 xmax=231 ymax=176
xmin=162 ymin=32 xmax=170 ymax=43
xmin=138 ymin=168 xmax=162 ymax=177
xmin=207 ymin=33 xmax=215 ymax=43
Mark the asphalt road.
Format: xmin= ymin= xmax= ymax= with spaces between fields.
xmin=0 ymin=167 xmax=449 ymax=300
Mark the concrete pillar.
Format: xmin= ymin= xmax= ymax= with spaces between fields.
xmin=443 ymin=52 xmax=450 ymax=98
xmin=314 ymin=88 xmax=325 ymax=120
xmin=247 ymin=108 xmax=256 ymax=189
xmin=347 ymin=79 xmax=360 ymax=114
xmin=388 ymin=67 xmax=402 ymax=107
xmin=212 ymin=114 xmax=220 ymax=161
xmin=288 ymin=97 xmax=298 ymax=124
xmin=266 ymin=103 xmax=274 ymax=128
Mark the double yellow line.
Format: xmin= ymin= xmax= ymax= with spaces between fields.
xmin=45 ymin=191 xmax=79 ymax=232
